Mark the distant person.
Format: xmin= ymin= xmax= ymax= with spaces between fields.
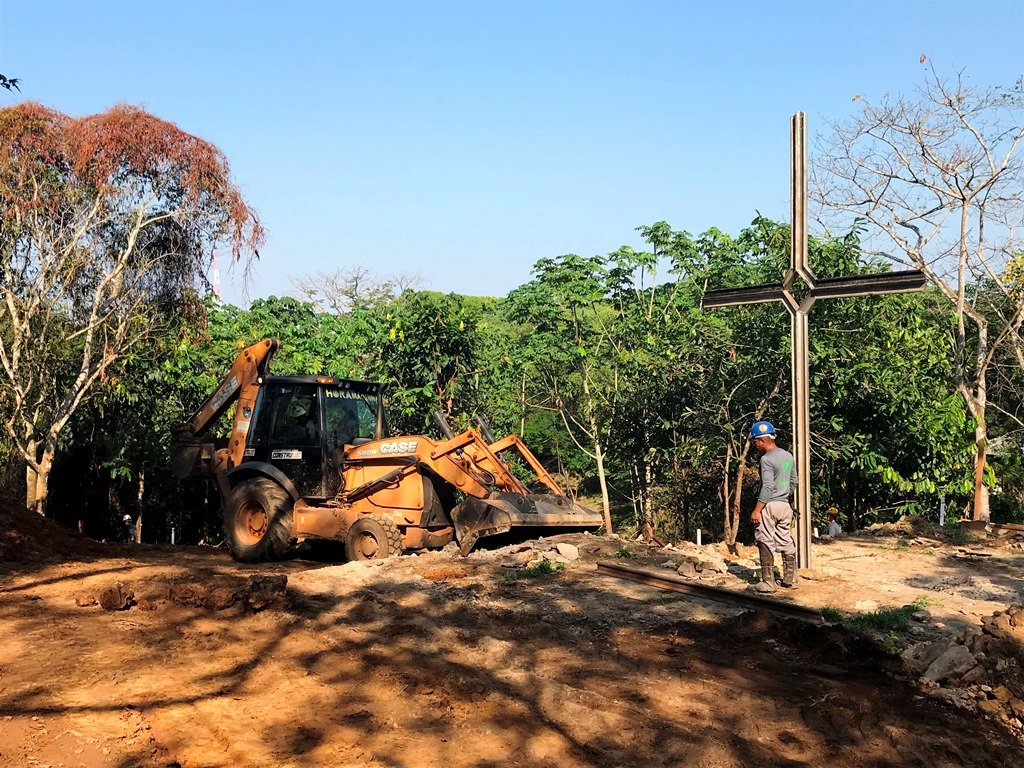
xmin=826 ymin=510 xmax=843 ymax=538
xmin=749 ymin=421 xmax=798 ymax=592
xmin=123 ymin=514 xmax=134 ymax=544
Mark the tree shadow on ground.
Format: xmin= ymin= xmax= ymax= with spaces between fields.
xmin=1 ymin=547 xmax=1020 ymax=768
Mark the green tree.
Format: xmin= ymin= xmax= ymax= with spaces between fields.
xmin=0 ymin=103 xmax=261 ymax=514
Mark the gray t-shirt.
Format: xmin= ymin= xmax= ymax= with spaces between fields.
xmin=758 ymin=447 xmax=797 ymax=503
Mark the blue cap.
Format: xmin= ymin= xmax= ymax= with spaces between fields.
xmin=750 ymin=420 xmax=776 ymax=438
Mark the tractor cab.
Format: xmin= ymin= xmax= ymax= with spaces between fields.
xmin=244 ymin=376 xmax=384 ymax=498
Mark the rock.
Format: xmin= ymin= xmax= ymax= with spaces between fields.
xmin=922 ymin=644 xmax=979 ymax=684
xmin=203 ymin=587 xmax=238 ymax=611
xmin=993 ymin=685 xmax=1012 ymax=703
xmin=903 ymin=640 xmax=953 ymax=675
xmin=1010 ymin=697 xmax=1024 ymax=719
xmin=982 ymin=612 xmax=1014 ymax=637
xmin=978 ymin=699 xmax=1002 ymax=716
xmin=676 ymin=561 xmax=698 ymax=578
xmin=694 ymin=556 xmax=728 ymax=574
xmin=555 ymin=543 xmax=579 ymax=561
xmin=912 ymin=610 xmax=931 ymax=622
xmin=540 ymin=550 xmax=569 ymax=564
xmin=659 ymin=560 xmax=677 ymax=569
xmin=135 ymin=598 xmax=158 ymax=611
xmin=98 ymin=582 xmax=134 ymax=611
xmin=502 ymin=550 xmax=537 ymax=568
xmin=244 ymin=575 xmax=288 ymax=612
xmin=934 ymin=622 xmax=946 ymax=630
xmin=961 ymin=665 xmax=985 ymax=684
xmin=854 ymin=600 xmax=878 ymax=612
xmin=74 ymin=594 xmax=97 ymax=607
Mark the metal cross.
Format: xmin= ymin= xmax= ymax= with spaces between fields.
xmin=702 ymin=112 xmax=927 ymax=569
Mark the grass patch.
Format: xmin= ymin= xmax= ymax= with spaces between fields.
xmin=502 ymin=560 xmax=565 ymax=582
xmin=615 ymin=547 xmax=637 ymax=559
xmin=821 ymin=598 xmax=929 ymax=634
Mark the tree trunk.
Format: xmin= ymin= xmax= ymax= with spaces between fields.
xmin=580 ymin=362 xmax=613 ymax=535
xmin=642 ymin=453 xmax=655 ymax=541
xmin=25 ymin=458 xmax=37 ymax=512
xmin=135 ymin=469 xmax=145 ymax=544
xmin=727 ymin=439 xmax=752 ymax=553
xmin=972 ymin=413 xmax=990 ymax=522
xmin=965 ymin=343 xmax=991 ymax=522
xmin=31 ymin=453 xmax=53 ymax=516
xmin=721 ymin=442 xmax=733 ymax=545
xmin=594 ymin=439 xmax=613 ymax=535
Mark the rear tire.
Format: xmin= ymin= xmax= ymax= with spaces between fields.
xmin=223 ymin=478 xmax=294 ymax=562
xmin=345 ymin=516 xmax=403 ymax=562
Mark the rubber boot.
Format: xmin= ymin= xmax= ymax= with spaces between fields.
xmin=755 ymin=543 xmax=777 ymax=593
xmin=781 ymin=552 xmax=797 ymax=589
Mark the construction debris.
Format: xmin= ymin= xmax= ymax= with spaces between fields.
xmin=903 ymin=604 xmax=1024 ymax=737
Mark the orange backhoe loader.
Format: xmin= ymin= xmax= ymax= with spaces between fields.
xmin=171 ymin=339 xmax=603 ymax=562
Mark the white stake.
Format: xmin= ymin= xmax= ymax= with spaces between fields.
xmin=696 ymin=529 xmax=702 ymax=546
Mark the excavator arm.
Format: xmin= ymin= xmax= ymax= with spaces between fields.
xmin=171 ymin=338 xmax=279 ymax=482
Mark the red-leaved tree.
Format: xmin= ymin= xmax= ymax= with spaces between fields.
xmin=0 ymin=102 xmax=263 ymax=514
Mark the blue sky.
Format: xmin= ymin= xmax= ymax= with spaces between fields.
xmin=1 ymin=1 xmax=1021 ymax=305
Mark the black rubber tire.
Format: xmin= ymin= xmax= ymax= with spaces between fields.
xmin=223 ymin=477 xmax=295 ymax=563
xmin=345 ymin=516 xmax=403 ymax=562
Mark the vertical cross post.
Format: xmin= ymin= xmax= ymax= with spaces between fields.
xmin=789 ymin=112 xmax=813 ymax=569
xmin=702 ymin=112 xmax=928 ymax=570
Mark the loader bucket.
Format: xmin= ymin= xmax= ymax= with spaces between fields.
xmin=451 ymin=492 xmax=604 ymax=555
xmin=170 ymin=438 xmax=206 ymax=480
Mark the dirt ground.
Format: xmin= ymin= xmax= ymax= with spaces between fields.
xmin=2 ymin=515 xmax=1023 ymax=767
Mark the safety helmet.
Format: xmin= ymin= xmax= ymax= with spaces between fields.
xmin=749 ymin=420 xmax=776 ymax=439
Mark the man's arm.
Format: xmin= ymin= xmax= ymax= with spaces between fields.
xmin=752 ymin=455 xmax=773 ymax=524
xmin=751 ymin=500 xmax=765 ymax=524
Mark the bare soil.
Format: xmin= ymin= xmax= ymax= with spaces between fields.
xmin=2 ymin=511 xmax=1023 ymax=767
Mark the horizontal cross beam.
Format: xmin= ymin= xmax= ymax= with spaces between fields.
xmin=809 ymin=270 xmax=927 ymax=300
xmin=702 ymin=269 xmax=927 ymax=309
xmin=701 ymin=283 xmax=785 ymax=308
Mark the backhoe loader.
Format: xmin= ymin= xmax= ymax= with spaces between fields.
xmin=171 ymin=339 xmax=603 ymax=562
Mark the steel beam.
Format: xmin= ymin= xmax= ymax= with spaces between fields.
xmin=596 ymin=561 xmax=824 ymax=623
xmin=790 ymin=113 xmax=813 ymax=569
xmin=810 ymin=270 xmax=927 ymax=300
xmin=702 ymin=282 xmax=786 ymax=308
xmin=699 ymin=111 xmax=930 ymax=572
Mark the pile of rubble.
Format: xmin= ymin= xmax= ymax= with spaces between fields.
xmin=656 ymin=541 xmax=732 ymax=579
xmin=902 ymin=604 xmax=1024 ymax=738
xmin=495 ymin=539 xmax=583 ymax=568
xmin=865 ymin=517 xmax=917 ymax=536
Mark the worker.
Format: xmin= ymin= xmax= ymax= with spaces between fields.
xmin=749 ymin=420 xmax=798 ymax=592
xmin=826 ymin=508 xmax=843 ymax=537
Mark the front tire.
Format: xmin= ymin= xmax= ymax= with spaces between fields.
xmin=223 ymin=478 xmax=294 ymax=562
xmin=345 ymin=516 xmax=403 ymax=562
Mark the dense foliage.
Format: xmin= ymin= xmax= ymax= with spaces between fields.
xmin=5 ymin=216 xmax=1021 ymax=546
